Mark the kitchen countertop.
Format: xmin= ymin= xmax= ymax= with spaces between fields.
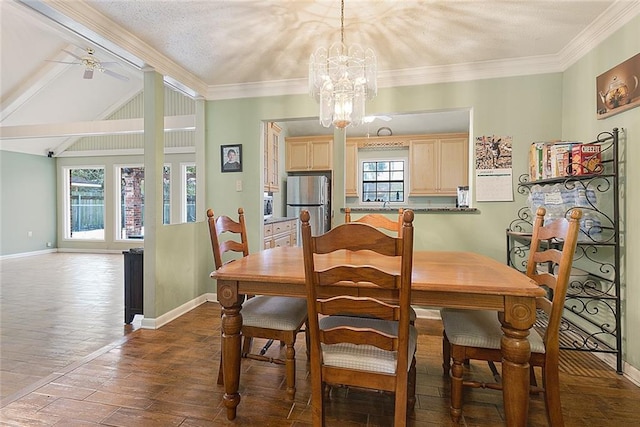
xmin=341 ymin=207 xmax=478 ymax=213
xmin=264 ymin=216 xmax=298 ymax=225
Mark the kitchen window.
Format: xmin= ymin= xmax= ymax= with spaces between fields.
xmin=361 ymin=160 xmax=405 ymax=203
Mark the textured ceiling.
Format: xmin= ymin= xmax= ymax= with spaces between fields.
xmin=85 ymin=0 xmax=615 ymax=86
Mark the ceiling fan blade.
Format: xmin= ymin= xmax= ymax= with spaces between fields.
xmin=83 ymin=69 xmax=94 ymax=79
xmin=63 ymin=49 xmax=85 ymax=61
xmin=103 ymin=68 xmax=130 ymax=82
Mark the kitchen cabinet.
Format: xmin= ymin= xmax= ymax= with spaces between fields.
xmin=263 ymin=218 xmax=298 ymax=249
xmin=345 ymin=139 xmax=358 ymax=197
xmin=264 ymin=122 xmax=281 ymax=192
xmin=285 ymin=136 xmax=333 ymax=172
xmin=409 ymin=134 xmax=468 ymax=196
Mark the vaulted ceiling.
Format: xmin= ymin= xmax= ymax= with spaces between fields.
xmin=1 ymin=0 xmax=639 ymax=156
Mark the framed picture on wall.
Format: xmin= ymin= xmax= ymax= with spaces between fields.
xmin=221 ymin=144 xmax=242 ymax=172
xmin=596 ymin=53 xmax=640 ymax=119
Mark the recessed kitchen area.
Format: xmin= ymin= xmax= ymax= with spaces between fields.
xmin=261 ymin=109 xmax=472 ymax=248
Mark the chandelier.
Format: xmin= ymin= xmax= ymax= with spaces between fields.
xmin=308 ymin=0 xmax=377 ymax=129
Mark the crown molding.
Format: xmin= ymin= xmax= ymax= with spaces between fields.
xmin=206 ymin=54 xmax=563 ymax=101
xmin=558 ymin=0 xmax=640 ymax=71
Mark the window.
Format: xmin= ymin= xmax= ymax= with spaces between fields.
xmin=118 ymin=166 xmax=145 ymax=239
xmin=182 ymin=163 xmax=196 ymax=223
xmin=65 ymin=167 xmax=105 ymax=240
xmin=163 ymin=165 xmax=170 ymax=225
xmin=117 ymin=165 xmax=172 ymax=238
xmin=362 ymin=160 xmax=405 ymax=203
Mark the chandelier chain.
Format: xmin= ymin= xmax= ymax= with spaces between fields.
xmin=340 ymin=0 xmax=345 ymax=45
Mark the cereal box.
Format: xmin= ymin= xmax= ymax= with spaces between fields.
xmin=550 ymin=143 xmax=574 ymax=177
xmin=529 ymin=142 xmax=545 ymax=181
xmin=571 ymin=143 xmax=602 ymax=175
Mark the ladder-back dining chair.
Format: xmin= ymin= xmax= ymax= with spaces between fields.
xmin=441 ymin=207 xmax=582 ymax=425
xmin=345 ymin=207 xmax=418 ymax=324
xmin=301 ymin=209 xmax=417 ymax=426
xmin=344 ymin=207 xmax=404 ymax=237
xmin=207 ymin=208 xmax=308 ymax=400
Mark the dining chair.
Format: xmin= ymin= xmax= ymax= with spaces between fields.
xmin=441 ymin=207 xmax=582 ymax=425
xmin=344 ymin=207 xmax=418 ymax=325
xmin=301 ymin=208 xmax=417 ymax=426
xmin=207 ymin=208 xmax=308 ymax=400
xmin=344 ymin=207 xmax=404 ymax=237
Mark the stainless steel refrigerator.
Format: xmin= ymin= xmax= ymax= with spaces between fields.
xmin=286 ymin=175 xmax=330 ymax=245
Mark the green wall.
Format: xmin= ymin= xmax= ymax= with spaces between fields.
xmin=0 ymin=150 xmax=57 ymax=255
xmin=561 ymin=14 xmax=640 ymax=371
xmin=156 ymin=220 xmax=213 ymax=312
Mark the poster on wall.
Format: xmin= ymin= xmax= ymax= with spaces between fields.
xmin=475 ymin=135 xmax=513 ymax=202
xmin=596 ymin=52 xmax=640 ymax=119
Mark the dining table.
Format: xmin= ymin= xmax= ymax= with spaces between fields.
xmin=211 ymin=246 xmax=545 ymax=426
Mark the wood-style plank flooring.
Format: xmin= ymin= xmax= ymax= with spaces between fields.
xmin=2 ymin=253 xmax=640 ymax=426
xmin=0 ymin=253 xmax=137 ymax=401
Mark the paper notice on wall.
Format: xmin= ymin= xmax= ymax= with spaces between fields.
xmin=475 ymin=135 xmax=514 ymax=202
xmin=476 ymin=169 xmax=514 ymax=201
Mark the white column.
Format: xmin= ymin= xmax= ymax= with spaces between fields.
xmin=195 ymin=97 xmax=206 ymax=222
xmin=142 ymin=67 xmax=164 ymax=320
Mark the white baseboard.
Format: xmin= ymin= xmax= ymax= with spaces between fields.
xmin=0 ymin=248 xmax=57 ymax=260
xmin=595 ymin=352 xmax=640 ymax=387
xmin=57 ymin=248 xmax=123 ymax=254
xmin=140 ymin=293 xmax=217 ymax=329
xmin=623 ymin=361 xmax=640 ymax=387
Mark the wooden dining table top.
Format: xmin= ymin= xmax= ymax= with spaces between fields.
xmin=211 ymin=246 xmax=544 ymax=304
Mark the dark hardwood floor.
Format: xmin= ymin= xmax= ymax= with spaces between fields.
xmin=2 ymin=253 xmax=639 ymax=426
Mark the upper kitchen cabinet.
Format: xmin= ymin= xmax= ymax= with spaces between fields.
xmin=345 ymin=139 xmax=358 ymax=197
xmin=285 ymin=136 xmax=333 ymax=172
xmin=264 ymin=122 xmax=281 ymax=192
xmin=409 ymin=133 xmax=468 ymax=196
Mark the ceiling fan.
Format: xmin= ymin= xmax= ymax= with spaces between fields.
xmin=48 ymin=48 xmax=129 ymax=81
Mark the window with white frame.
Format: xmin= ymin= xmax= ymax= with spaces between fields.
xmin=117 ymin=166 xmax=145 ymax=240
xmin=163 ymin=165 xmax=170 ymax=225
xmin=64 ymin=167 xmax=105 ymax=240
xmin=361 ymin=159 xmax=406 ymax=203
xmin=182 ymin=163 xmax=196 ymax=223
xmin=116 ymin=165 xmax=171 ymax=239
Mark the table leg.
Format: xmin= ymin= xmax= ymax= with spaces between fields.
xmin=500 ymin=296 xmax=536 ymax=427
xmin=218 ymin=280 xmax=243 ymax=420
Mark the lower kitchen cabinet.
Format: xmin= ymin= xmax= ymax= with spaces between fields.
xmin=263 ymin=218 xmax=298 ymax=249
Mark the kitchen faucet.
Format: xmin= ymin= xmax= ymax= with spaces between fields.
xmin=382 ymin=200 xmax=389 ymax=208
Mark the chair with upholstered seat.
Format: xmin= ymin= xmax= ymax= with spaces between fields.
xmin=301 ymin=209 xmax=417 ymax=426
xmin=345 ymin=207 xmax=404 ymax=237
xmin=207 ymin=208 xmax=308 ymax=400
xmin=441 ymin=207 xmax=582 ymax=425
